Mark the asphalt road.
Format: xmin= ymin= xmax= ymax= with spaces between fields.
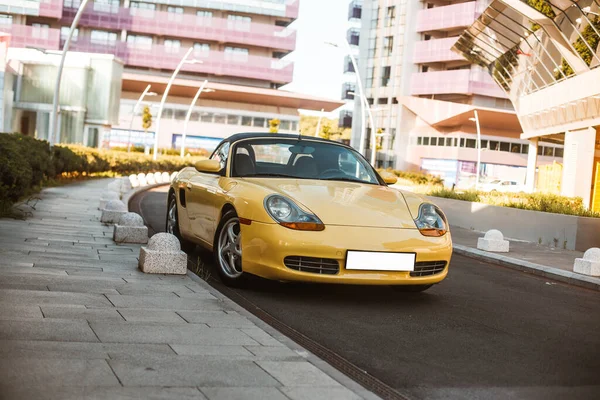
xmin=133 ymin=186 xmax=600 ymax=400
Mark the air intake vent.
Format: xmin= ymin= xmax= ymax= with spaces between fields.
xmin=410 ymin=261 xmax=447 ymax=277
xmin=284 ymin=256 xmax=340 ymax=275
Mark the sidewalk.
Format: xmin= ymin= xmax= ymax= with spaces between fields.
xmin=0 ymin=179 xmax=377 ymax=400
xmin=451 ymin=226 xmax=600 ymax=291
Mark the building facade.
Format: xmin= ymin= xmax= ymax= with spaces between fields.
xmin=453 ymin=0 xmax=600 ymax=209
xmin=0 ymin=0 xmax=342 ymax=152
xmin=339 ymin=0 xmax=362 ymax=131
xmin=353 ymin=0 xmax=564 ymax=188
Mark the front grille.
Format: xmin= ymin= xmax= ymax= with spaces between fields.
xmin=410 ymin=261 xmax=447 ymax=277
xmin=284 ymin=256 xmax=340 ymax=275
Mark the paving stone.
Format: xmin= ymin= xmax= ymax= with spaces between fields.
xmin=0 ymin=319 xmax=99 ymax=342
xmin=281 ymin=387 xmax=363 ymax=400
xmin=105 ymin=294 xmax=225 ymax=310
xmin=118 ymin=309 xmax=187 ymax=323
xmin=109 ymin=358 xmax=281 ymax=387
xmin=2 ymin=386 xmax=207 ymax=400
xmin=177 ymin=311 xmax=255 ymax=327
xmin=200 ymin=387 xmax=288 ymax=400
xmin=241 ymin=328 xmax=285 ymax=347
xmin=0 ymin=289 xmax=113 ymax=307
xmin=0 ymin=283 xmax=51 ymax=291
xmin=256 ymin=361 xmax=342 ymax=387
xmin=170 ymin=345 xmax=254 ymax=357
xmin=41 ymin=305 xmax=125 ymax=321
xmin=0 ymin=358 xmax=119 ymax=388
xmin=244 ymin=346 xmax=302 ymax=359
xmin=1 ymin=267 xmax=68 ymax=276
xmin=0 ymin=305 xmax=43 ymax=319
xmin=91 ymin=322 xmax=260 ymax=345
xmin=0 ymin=261 xmax=34 ymax=267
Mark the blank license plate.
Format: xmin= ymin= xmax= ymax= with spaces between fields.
xmin=345 ymin=251 xmax=415 ymax=271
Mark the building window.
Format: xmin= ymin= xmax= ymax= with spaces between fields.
xmin=417 ymin=137 xmax=422 ymax=145
xmin=423 ymin=137 xmax=430 ymax=146
xmin=162 ymin=108 xmax=174 ymax=119
xmin=201 ymin=112 xmax=213 ymax=123
xmin=466 ymin=139 xmax=476 ymax=148
xmin=347 ymin=28 xmax=360 ymax=46
xmin=431 ymin=137 xmax=437 ymax=146
xmin=225 ymin=46 xmax=249 ymax=61
xmin=489 ymin=140 xmax=499 ymax=150
xmin=127 ymin=34 xmax=152 ymax=49
xmin=554 ymin=147 xmax=564 ymax=157
xmin=193 ymin=43 xmax=210 ymax=54
xmin=0 ymin=14 xmax=12 ymax=25
xmin=241 ymin=116 xmax=252 ymax=126
xmin=445 ymin=138 xmax=452 ymax=146
xmin=130 ymin=1 xmax=155 ymax=15
xmin=500 ymin=142 xmax=510 ymax=152
xmin=227 ymin=115 xmax=240 ymax=125
xmin=60 ymin=26 xmax=79 ymax=42
xmin=164 ymin=39 xmax=181 ymax=53
xmin=421 ymin=65 xmax=429 ymax=73
xmin=280 ymin=120 xmax=291 ymax=130
xmin=197 ymin=10 xmax=212 ymax=18
xmin=381 ymin=66 xmax=391 ymax=87
xmin=544 ymin=146 xmax=554 ymax=156
xmin=510 ymin=143 xmax=521 ymax=153
xmin=383 ymin=36 xmax=394 ymax=56
xmin=189 ymin=112 xmax=200 ymax=121
xmin=174 ymin=109 xmax=187 ymax=120
xmin=227 ymin=14 xmax=252 ymax=31
xmin=253 ymin=117 xmax=266 ymax=127
xmin=385 ymin=6 xmax=396 ymax=27
xmin=480 ymin=140 xmax=488 ymax=149
xmin=521 ymin=144 xmax=529 ymax=154
xmin=167 ymin=6 xmax=184 ymax=21
xmin=90 ymin=30 xmax=117 ymax=45
xmin=93 ymin=0 xmax=119 ymax=13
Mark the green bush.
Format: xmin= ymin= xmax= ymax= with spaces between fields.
xmin=0 ymin=133 xmax=207 ymax=213
xmin=427 ymin=187 xmax=600 ymax=218
xmin=385 ymin=169 xmax=444 ymax=186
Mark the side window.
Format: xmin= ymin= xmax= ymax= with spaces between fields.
xmin=210 ymin=142 xmax=230 ymax=172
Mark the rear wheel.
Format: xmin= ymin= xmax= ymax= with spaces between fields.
xmin=391 ymin=284 xmax=433 ymax=293
xmin=166 ymin=192 xmax=195 ymax=253
xmin=214 ymin=210 xmax=247 ymax=287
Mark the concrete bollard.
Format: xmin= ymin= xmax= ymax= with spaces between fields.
xmin=146 ymin=173 xmax=156 ymax=185
xmin=99 ymin=191 xmax=120 ymax=210
xmin=120 ymin=177 xmax=132 ymax=192
xmin=100 ymin=200 xmax=128 ymax=224
xmin=138 ymin=233 xmax=187 ymax=274
xmin=477 ymin=229 xmax=509 ymax=252
xmin=161 ymin=172 xmax=170 ymax=182
xmin=137 ymin=173 xmax=147 ymax=186
xmin=113 ymin=212 xmax=148 ymax=244
xmin=170 ymin=172 xmax=178 ymax=182
xmin=129 ymin=174 xmax=140 ymax=188
xmin=573 ymin=248 xmax=600 ymax=276
xmin=154 ymin=172 xmax=162 ymax=183
xmin=107 ymin=180 xmax=121 ymax=193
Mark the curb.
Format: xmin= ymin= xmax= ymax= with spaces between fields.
xmin=454 ymin=244 xmax=600 ymax=292
xmin=122 ymin=182 xmax=169 ymax=210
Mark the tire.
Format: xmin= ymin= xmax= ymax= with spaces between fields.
xmin=213 ymin=210 xmax=247 ymax=287
xmin=391 ymin=284 xmax=433 ymax=293
xmin=166 ymin=192 xmax=196 ymax=253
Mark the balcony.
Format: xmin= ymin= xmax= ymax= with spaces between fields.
xmin=0 ymin=0 xmax=63 ymax=19
xmin=348 ymin=0 xmax=362 ymax=20
xmin=339 ymin=110 xmax=353 ymax=128
xmin=66 ymin=39 xmax=294 ymax=84
xmin=416 ymin=2 xmax=478 ymax=33
xmin=413 ymin=37 xmax=465 ymax=64
xmin=61 ymin=6 xmax=297 ymax=52
xmin=410 ymin=69 xmax=506 ymax=98
xmin=0 ymin=24 xmax=60 ymax=50
xmin=286 ymin=0 xmax=299 ymax=19
xmin=39 ymin=0 xmax=64 ymax=19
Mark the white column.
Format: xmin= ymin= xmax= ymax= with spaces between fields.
xmin=561 ymin=127 xmax=596 ymax=208
xmin=525 ymin=138 xmax=538 ymax=193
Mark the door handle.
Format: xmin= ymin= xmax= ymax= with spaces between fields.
xmin=186 ymin=183 xmax=192 ymax=191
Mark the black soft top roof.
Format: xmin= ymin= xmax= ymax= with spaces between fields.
xmin=219 ymin=132 xmax=350 ymax=148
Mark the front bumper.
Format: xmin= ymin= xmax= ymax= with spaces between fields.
xmin=240 ymin=221 xmax=452 ymax=285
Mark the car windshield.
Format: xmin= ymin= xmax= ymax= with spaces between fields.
xmin=229 ymin=138 xmax=381 ymax=185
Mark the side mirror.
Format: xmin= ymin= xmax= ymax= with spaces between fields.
xmin=195 ymin=159 xmax=221 ymax=173
xmin=380 ymin=171 xmax=398 ymax=185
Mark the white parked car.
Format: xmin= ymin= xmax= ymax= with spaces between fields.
xmin=480 ymin=179 xmax=525 ymax=193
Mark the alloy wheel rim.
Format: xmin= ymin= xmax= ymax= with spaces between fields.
xmin=167 ymin=200 xmax=176 ymax=235
xmin=218 ymin=218 xmax=243 ymax=278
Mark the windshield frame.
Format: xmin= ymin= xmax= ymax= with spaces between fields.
xmin=227 ymin=137 xmax=384 ymax=186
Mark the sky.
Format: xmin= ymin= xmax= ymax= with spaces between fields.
xmin=280 ymin=0 xmax=350 ymax=115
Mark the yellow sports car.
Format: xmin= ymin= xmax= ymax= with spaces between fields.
xmin=168 ymin=133 xmax=452 ymax=291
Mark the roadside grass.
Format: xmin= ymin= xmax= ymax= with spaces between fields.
xmin=188 ymin=255 xmax=212 ymax=282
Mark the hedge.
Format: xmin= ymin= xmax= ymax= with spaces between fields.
xmin=0 ymin=134 xmax=205 ymax=213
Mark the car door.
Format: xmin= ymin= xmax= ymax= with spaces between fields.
xmin=186 ymin=142 xmax=230 ymax=245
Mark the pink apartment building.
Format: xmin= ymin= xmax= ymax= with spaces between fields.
xmin=354 ymin=0 xmax=565 ymax=187
xmin=0 ymin=0 xmax=342 ymax=151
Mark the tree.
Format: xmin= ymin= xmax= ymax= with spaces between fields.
xmin=555 ymin=17 xmax=600 ymax=79
xmin=268 ymin=118 xmax=280 ymax=133
xmin=527 ymin=0 xmax=556 ymax=31
xmin=142 ymin=105 xmax=152 ymax=133
xmin=320 ymin=125 xmax=333 ymax=140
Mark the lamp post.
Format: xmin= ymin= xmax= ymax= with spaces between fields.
xmin=152 ymin=47 xmax=202 ymax=160
xmin=127 ymin=85 xmax=157 ymax=152
xmin=181 ymin=80 xmax=215 ymax=158
xmin=325 ymin=40 xmax=375 ymax=162
xmin=314 ymin=108 xmax=325 ymax=137
xmin=48 ymin=0 xmax=90 ymax=147
xmin=469 ymin=110 xmax=482 ymax=190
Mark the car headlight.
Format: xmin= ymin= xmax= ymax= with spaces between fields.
xmin=264 ymin=195 xmax=324 ymax=231
xmin=414 ymin=203 xmax=448 ymax=237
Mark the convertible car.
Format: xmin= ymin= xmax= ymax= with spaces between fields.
xmin=168 ymin=133 xmax=452 ymax=291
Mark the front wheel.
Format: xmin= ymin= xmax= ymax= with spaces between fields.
xmin=166 ymin=192 xmax=195 ymax=253
xmin=214 ymin=210 xmax=247 ymax=287
xmin=391 ymin=284 xmax=433 ymax=293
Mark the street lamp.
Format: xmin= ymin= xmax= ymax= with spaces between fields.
xmin=325 ymin=40 xmax=376 ymax=165
xmin=152 ymin=47 xmax=202 ymax=160
xmin=127 ymin=85 xmax=157 ymax=152
xmin=469 ymin=110 xmax=482 ymax=190
xmin=582 ymin=6 xmax=600 ymax=16
xmin=48 ymin=0 xmax=90 ymax=147
xmin=181 ymin=80 xmax=215 ymax=158
xmin=314 ymin=108 xmax=325 ymax=137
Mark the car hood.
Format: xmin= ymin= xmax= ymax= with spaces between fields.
xmin=254 ymin=179 xmax=418 ymax=229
